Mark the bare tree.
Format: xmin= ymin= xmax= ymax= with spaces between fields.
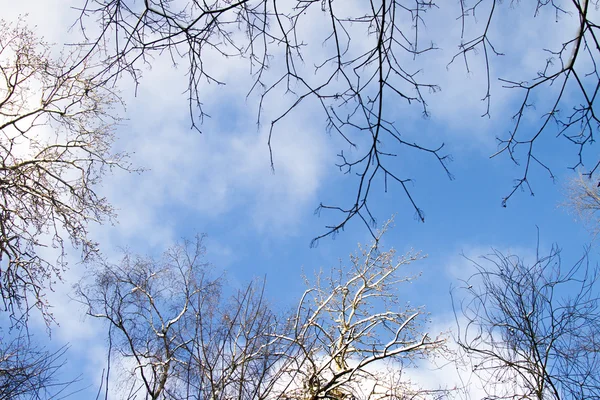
xmin=0 ymin=19 xmax=132 ymax=326
xmin=564 ymin=173 xmax=600 ymax=237
xmin=453 ymin=241 xmax=600 ymax=399
xmin=0 ymin=328 xmax=75 ymax=399
xmin=278 ymin=225 xmax=447 ymax=400
xmin=78 ymin=226 xmax=448 ymax=399
xmin=77 ymin=235 xmax=289 ymax=400
xmin=71 ymin=0 xmax=600 ymax=241
xmin=76 ymin=235 xmax=215 ymax=399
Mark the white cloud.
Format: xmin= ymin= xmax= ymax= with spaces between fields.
xmin=87 ymin=44 xmax=334 ymax=240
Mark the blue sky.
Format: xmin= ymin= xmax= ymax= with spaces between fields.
xmin=3 ymin=0 xmax=598 ymax=397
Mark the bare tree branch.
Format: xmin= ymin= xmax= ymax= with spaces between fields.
xmin=0 ymin=328 xmax=77 ymax=399
xmin=70 ymin=0 xmax=600 ymax=240
xmin=74 ymin=0 xmax=456 ymax=244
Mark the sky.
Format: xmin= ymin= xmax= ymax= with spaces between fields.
xmin=2 ymin=0 xmax=598 ymax=398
